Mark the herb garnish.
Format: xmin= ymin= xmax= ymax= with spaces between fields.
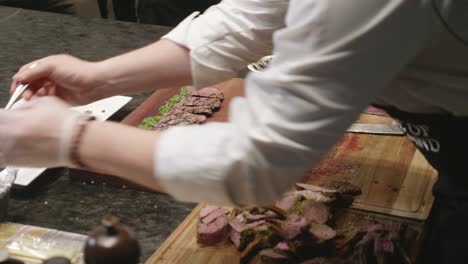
xmin=140 ymin=87 xmax=189 ymax=129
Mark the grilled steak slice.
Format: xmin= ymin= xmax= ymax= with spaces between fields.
xmin=282 ymin=214 xmax=308 ymax=240
xmin=200 ymin=205 xmax=220 ymax=219
xmin=197 ymin=215 xmax=230 ymax=246
xmin=275 ymin=241 xmax=292 ymax=252
xmin=202 ymin=208 xmax=229 ymax=224
xmin=189 ymin=87 xmax=224 ymax=100
xmin=296 ymin=183 xmax=337 ymax=194
xmin=154 ymin=109 xmax=206 ymax=130
xmin=319 ymin=181 xmax=362 ymax=196
xmin=275 ymin=193 xmax=299 ymax=211
xmin=177 ymin=105 xmax=214 ymax=115
xmin=296 ymin=190 xmax=335 ymax=203
xmin=302 ymin=200 xmax=330 ymax=224
xmin=308 ymin=223 xmax=336 ymax=242
xmin=180 ymin=96 xmax=222 ymax=108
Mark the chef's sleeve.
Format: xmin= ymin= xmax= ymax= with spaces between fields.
xmin=156 ymin=0 xmax=436 ymax=206
xmin=162 ymin=0 xmax=288 ymax=88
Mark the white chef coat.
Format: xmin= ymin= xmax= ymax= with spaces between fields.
xmin=155 ymin=0 xmax=468 ymax=206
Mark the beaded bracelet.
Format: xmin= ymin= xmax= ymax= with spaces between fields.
xmin=70 ymin=116 xmax=95 ymax=168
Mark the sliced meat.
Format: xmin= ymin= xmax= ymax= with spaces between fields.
xmin=240 ymin=238 xmax=264 ymax=264
xmin=235 ymin=213 xmax=246 ymax=223
xmin=162 ymin=112 xmax=206 ymax=125
xmin=259 ymin=249 xmax=291 ymax=264
xmin=200 ymin=205 xmax=219 ymax=219
xmin=264 ymin=206 xmax=288 ymax=219
xmin=265 ymin=218 xmax=285 ymax=229
xmin=246 ymin=220 xmax=267 ymax=229
xmin=296 ymin=183 xmax=337 ymax=194
xmin=153 ymin=109 xmax=206 ymax=130
xmin=230 ymin=228 xmax=241 ymax=249
xmin=244 ymin=212 xmax=267 ymax=222
xmin=189 ymin=87 xmax=224 ymax=100
xmin=181 ymin=96 xmax=222 ymax=108
xmin=275 ymin=193 xmax=298 ymax=211
xmin=201 ymin=208 xmax=229 ymax=224
xmin=177 ymin=105 xmax=214 ymax=115
xmin=197 ymin=215 xmax=230 ymax=246
xmin=302 ymin=200 xmax=330 ymax=224
xmin=275 ymin=241 xmax=292 ymax=252
xmin=309 ymin=223 xmax=336 ymax=242
xmin=296 ymin=190 xmax=335 ymax=203
xmin=229 ymin=218 xmax=245 ymax=233
xmin=282 ymin=214 xmax=308 ymax=240
xmin=319 ymin=181 xmax=362 ymax=196
xmin=364 ymin=106 xmax=388 ymax=117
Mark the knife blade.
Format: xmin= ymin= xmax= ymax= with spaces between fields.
xmin=347 ymin=124 xmax=405 ymax=135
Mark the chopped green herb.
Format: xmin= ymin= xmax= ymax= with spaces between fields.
xmin=181 ymin=86 xmax=189 ymax=96
xmin=139 ymin=87 xmax=190 ymax=129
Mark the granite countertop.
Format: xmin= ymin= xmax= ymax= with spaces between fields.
xmin=0 ymin=6 xmax=195 ymax=261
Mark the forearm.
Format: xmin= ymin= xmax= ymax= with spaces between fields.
xmin=98 ymin=39 xmax=192 ymax=96
xmin=79 ymin=121 xmax=165 ymax=192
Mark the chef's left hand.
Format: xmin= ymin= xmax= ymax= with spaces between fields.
xmin=0 ymin=97 xmax=83 ymax=168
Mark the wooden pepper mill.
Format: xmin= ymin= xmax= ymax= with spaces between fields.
xmin=84 ymin=215 xmax=141 ymax=264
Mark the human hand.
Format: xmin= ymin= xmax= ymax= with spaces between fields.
xmin=0 ymin=97 xmax=83 ymax=168
xmin=11 ymin=55 xmax=109 ymax=105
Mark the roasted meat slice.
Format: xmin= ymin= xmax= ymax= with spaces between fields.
xmin=282 ymin=214 xmax=308 ymax=240
xmin=308 ymin=223 xmax=337 ymax=242
xmin=153 ymin=109 xmax=206 ymax=130
xmin=177 ymin=105 xmax=214 ymax=115
xmin=302 ymin=200 xmax=330 ymax=224
xmin=319 ymin=181 xmax=362 ymax=196
xmin=180 ymin=96 xmax=222 ymax=108
xmin=197 ymin=215 xmax=230 ymax=246
xmin=200 ymin=205 xmax=219 ymax=219
xmin=189 ymin=87 xmax=224 ymax=100
xmin=201 ymin=208 xmax=229 ymax=224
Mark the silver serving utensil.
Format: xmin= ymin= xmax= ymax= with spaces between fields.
xmin=347 ymin=124 xmax=405 ymax=135
xmin=5 ymin=84 xmax=28 ymax=110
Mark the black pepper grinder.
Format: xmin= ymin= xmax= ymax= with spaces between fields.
xmin=84 ymin=215 xmax=140 ymax=264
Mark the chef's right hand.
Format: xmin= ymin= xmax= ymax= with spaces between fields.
xmin=11 ymin=55 xmax=109 ymax=105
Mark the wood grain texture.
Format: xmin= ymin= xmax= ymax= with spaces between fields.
xmin=303 ymin=113 xmax=436 ymax=220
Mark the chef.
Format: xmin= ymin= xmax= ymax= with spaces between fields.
xmin=1 ymin=0 xmax=467 ymax=262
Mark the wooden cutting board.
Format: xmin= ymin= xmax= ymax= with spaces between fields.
xmin=303 ymin=113 xmax=437 ymax=220
xmin=146 ymin=204 xmax=424 ymax=264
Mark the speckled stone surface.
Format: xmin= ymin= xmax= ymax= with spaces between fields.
xmin=0 ymin=6 xmax=195 ymax=261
